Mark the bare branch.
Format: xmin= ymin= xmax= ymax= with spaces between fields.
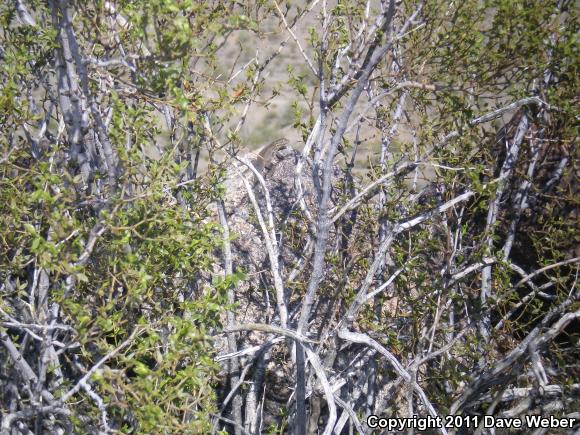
xmin=337 ymin=328 xmax=448 ymax=435
xmin=273 ymin=1 xmax=318 ymax=77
